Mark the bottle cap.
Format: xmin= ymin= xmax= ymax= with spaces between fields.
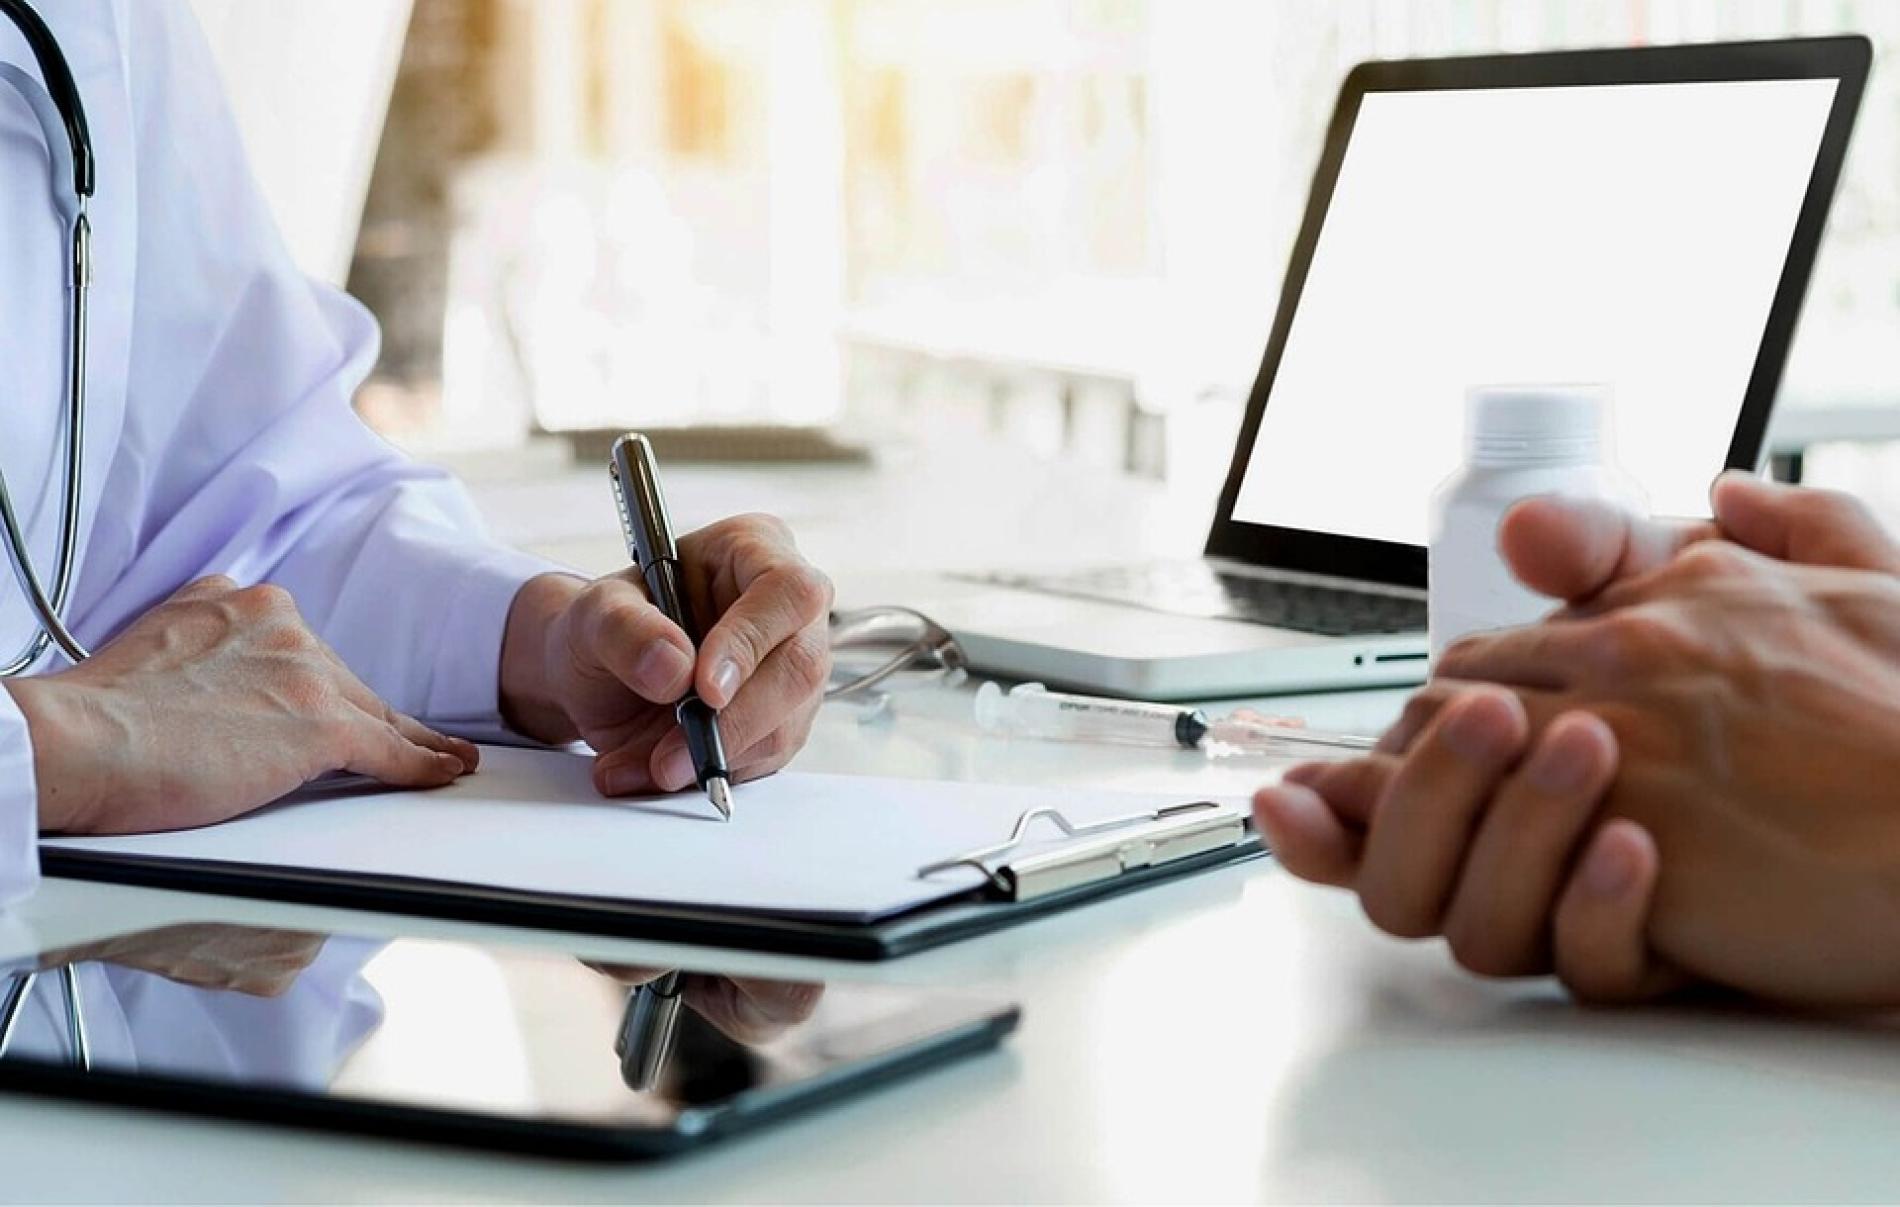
xmin=1466 ymin=384 xmax=1609 ymax=465
xmin=972 ymin=680 xmax=1009 ymax=732
xmin=972 ymin=681 xmax=1048 ymax=733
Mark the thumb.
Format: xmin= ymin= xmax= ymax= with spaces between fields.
xmin=1710 ymin=471 xmax=1900 ymax=573
xmin=1497 ymin=494 xmax=1717 ymax=605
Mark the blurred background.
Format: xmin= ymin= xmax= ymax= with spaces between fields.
xmin=189 ymin=0 xmax=1900 ymax=552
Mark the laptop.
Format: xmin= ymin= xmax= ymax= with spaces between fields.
xmin=926 ymin=36 xmax=1869 ymax=701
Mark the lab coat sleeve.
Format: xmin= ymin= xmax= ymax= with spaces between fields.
xmin=0 ymin=692 xmax=39 ymax=905
xmin=107 ymin=935 xmax=388 ymax=1085
xmin=87 ymin=1 xmax=569 ymax=733
xmin=0 ymin=937 xmax=386 ymax=1081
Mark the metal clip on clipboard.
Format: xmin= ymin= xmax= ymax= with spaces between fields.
xmin=917 ymin=801 xmax=1250 ymax=903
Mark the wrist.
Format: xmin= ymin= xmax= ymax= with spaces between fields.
xmin=2 ymin=676 xmax=102 ymax=834
xmin=500 ymin=572 xmax=588 ymax=743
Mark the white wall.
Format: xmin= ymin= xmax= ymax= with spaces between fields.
xmin=186 ymin=0 xmax=413 ymax=286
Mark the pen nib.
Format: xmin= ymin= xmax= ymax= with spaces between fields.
xmin=705 ymin=776 xmax=733 ymax=822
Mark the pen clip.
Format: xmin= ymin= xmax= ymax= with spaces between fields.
xmin=609 ymin=460 xmax=639 ymax=563
xmin=610 ymin=433 xmax=678 ymax=572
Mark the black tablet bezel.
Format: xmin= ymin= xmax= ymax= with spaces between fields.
xmin=0 ymin=925 xmax=1024 ymax=1161
xmin=0 ymin=1009 xmax=1019 ymax=1160
xmin=1203 ymin=36 xmax=1871 ymax=588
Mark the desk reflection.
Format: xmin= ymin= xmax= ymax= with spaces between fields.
xmin=0 ymin=924 xmax=831 ymax=1118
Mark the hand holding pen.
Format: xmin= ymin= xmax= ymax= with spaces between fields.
xmin=595 ymin=435 xmax=838 ymax=815
xmin=496 ymin=438 xmax=833 ymax=808
xmin=599 ymin=964 xmax=826 ymax=1091
xmin=612 ymin=434 xmax=735 ymax=817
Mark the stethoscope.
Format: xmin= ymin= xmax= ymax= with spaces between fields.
xmin=0 ymin=966 xmax=89 ymax=1070
xmin=0 ymin=0 xmax=95 ymax=676
xmin=0 ymin=0 xmax=93 ymax=1065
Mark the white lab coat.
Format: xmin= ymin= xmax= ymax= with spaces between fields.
xmin=0 ymin=1 xmax=558 ymax=902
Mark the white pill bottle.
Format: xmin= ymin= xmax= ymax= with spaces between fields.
xmin=1428 ymin=385 xmax=1642 ymax=660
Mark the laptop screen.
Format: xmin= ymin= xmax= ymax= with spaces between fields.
xmin=1227 ymin=76 xmax=1840 ymax=550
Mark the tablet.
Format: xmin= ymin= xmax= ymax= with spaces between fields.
xmin=0 ymin=923 xmax=1018 ymax=1159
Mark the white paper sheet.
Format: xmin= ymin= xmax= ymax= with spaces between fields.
xmin=43 ymin=746 xmax=1249 ymax=923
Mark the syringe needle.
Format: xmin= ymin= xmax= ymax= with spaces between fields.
xmin=1208 ymin=718 xmax=1377 ymax=755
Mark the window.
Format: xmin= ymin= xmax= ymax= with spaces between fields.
xmin=347 ymin=0 xmax=1900 ymax=473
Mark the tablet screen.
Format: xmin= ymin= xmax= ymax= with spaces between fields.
xmin=0 ymin=924 xmax=1012 ymax=1150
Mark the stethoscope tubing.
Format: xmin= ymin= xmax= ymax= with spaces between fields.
xmin=0 ymin=0 xmax=93 ymax=675
xmin=0 ymin=966 xmax=91 ymax=1071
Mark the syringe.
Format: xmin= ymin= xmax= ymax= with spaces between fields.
xmin=972 ymin=682 xmax=1375 ymax=756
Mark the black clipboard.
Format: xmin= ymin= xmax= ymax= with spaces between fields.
xmin=41 ymin=803 xmax=1265 ymax=961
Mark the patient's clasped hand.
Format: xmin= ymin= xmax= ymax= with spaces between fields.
xmin=1257 ymin=471 xmax=1900 ymax=1007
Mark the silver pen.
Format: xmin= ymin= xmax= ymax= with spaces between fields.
xmin=609 ymin=434 xmax=734 ymax=820
xmin=614 ymin=969 xmax=684 ymax=1092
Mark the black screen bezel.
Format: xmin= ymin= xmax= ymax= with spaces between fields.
xmin=1204 ymin=36 xmax=1871 ymax=588
xmin=0 ymin=926 xmax=1022 ymax=1160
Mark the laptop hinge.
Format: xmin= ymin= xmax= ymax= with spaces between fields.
xmin=1202 ymin=557 xmax=1426 ymax=600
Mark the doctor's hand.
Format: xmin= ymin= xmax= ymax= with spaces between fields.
xmin=40 ymin=924 xmax=328 ymax=998
xmin=499 ymin=513 xmax=833 ymax=797
xmin=4 ymin=576 xmax=478 ymax=836
xmin=587 ymin=963 xmax=826 ymax=1045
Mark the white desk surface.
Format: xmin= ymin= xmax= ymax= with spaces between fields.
xmin=10 ymin=447 xmax=1900 ymax=1204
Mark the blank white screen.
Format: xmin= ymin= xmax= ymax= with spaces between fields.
xmin=1231 ymin=79 xmax=1838 ymax=547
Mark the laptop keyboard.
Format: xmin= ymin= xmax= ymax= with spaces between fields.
xmin=975 ymin=563 xmax=1426 ymax=637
